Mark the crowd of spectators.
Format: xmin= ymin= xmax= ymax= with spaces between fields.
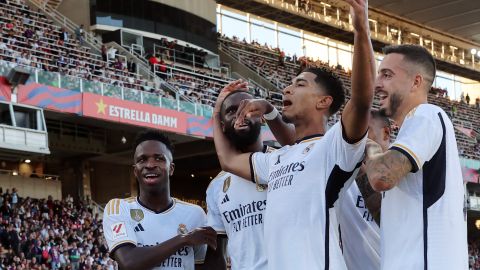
xmin=219 ymin=34 xmax=480 ymax=159
xmin=470 ymin=242 xmax=480 ymax=270
xmin=0 ymin=0 xmax=169 ymax=97
xmin=0 ymin=188 xmax=115 ymax=270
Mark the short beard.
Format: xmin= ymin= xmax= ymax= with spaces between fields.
xmin=281 ymin=113 xmax=292 ymax=124
xmin=224 ymin=122 xmax=262 ymax=150
xmin=379 ymin=92 xmax=403 ymax=118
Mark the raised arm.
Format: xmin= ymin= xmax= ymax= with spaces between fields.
xmin=235 ymin=99 xmax=296 ymax=146
xmin=213 ymin=80 xmax=254 ymax=180
xmin=113 ymin=227 xmax=217 ymax=270
xmin=341 ymin=0 xmax=375 ymax=142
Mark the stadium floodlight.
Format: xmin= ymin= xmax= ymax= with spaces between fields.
xmin=477 ymin=51 xmax=480 ymax=58
xmin=476 ymin=220 xmax=480 ymax=230
xmin=471 ymin=48 xmax=477 ymax=55
xmin=24 ymin=159 xmax=31 ymax=163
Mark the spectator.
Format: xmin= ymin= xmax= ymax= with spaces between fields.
xmin=75 ymin=25 xmax=84 ymax=45
xmin=476 ymin=97 xmax=480 ymax=109
xmin=59 ymin=28 xmax=68 ymax=43
xmin=466 ymin=93 xmax=470 ymax=105
xmin=10 ymin=188 xmax=17 ymax=208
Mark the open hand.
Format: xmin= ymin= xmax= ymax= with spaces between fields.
xmin=234 ymin=99 xmax=272 ymax=128
xmin=214 ymin=80 xmax=249 ymax=115
xmin=183 ymin=226 xmax=217 ymax=250
xmin=344 ymin=0 xmax=369 ymax=33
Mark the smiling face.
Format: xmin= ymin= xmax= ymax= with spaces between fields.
xmin=375 ymin=53 xmax=414 ymax=119
xmin=281 ymin=71 xmax=332 ymax=125
xmin=133 ymin=140 xmax=174 ymax=194
xmin=221 ymin=91 xmax=262 ymax=148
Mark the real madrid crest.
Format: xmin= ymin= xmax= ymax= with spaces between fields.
xmin=223 ymin=176 xmax=231 ymax=193
xmin=130 ymin=209 xmax=144 ymax=222
xmin=303 ymin=143 xmax=315 ymax=155
xmin=177 ymin=224 xmax=188 ymax=235
xmin=256 ymin=183 xmax=267 ymax=192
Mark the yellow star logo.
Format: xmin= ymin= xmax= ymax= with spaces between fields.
xmin=96 ymin=99 xmax=108 ymax=114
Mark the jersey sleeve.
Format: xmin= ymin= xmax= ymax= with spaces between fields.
xmin=206 ymin=179 xmax=226 ymax=234
xmin=390 ymin=110 xmax=443 ymax=173
xmin=102 ymin=199 xmax=137 ymax=255
xmin=327 ymin=121 xmax=367 ymax=172
xmin=249 ymin=151 xmax=271 ymax=185
xmin=193 ymin=208 xmax=208 ymax=264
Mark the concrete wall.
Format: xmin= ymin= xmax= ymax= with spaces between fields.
xmin=151 ymin=0 xmax=216 ymax=25
xmin=57 ymin=0 xmax=90 ymax=29
xmin=0 ymin=174 xmax=62 ymax=200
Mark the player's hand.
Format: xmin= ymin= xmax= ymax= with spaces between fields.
xmin=234 ymin=99 xmax=273 ymax=129
xmin=183 ymin=226 xmax=217 ymax=250
xmin=344 ymin=0 xmax=369 ymax=33
xmin=214 ymin=80 xmax=249 ymax=115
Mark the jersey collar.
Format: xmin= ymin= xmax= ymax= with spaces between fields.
xmin=295 ymin=134 xmax=324 ymax=144
xmin=136 ymin=197 xmax=176 ymax=214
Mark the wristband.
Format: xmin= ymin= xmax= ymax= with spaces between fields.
xmin=263 ymin=107 xmax=279 ymax=121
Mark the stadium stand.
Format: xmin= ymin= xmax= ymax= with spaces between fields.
xmin=0 ymin=187 xmax=115 ymax=270
xmin=218 ymin=35 xmax=480 ymax=160
xmin=0 ymin=0 xmax=168 ymax=96
xmin=470 ymin=241 xmax=480 ymax=270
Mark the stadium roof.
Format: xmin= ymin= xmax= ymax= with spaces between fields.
xmin=218 ymin=0 xmax=480 ymax=81
xmin=369 ymin=0 xmax=480 ymax=44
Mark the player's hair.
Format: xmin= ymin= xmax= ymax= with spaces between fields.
xmin=382 ymin=44 xmax=436 ymax=88
xmin=301 ymin=67 xmax=345 ymax=116
xmin=371 ymin=110 xmax=391 ymax=134
xmin=133 ymin=130 xmax=174 ymax=154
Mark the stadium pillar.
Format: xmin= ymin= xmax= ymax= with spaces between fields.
xmin=59 ymin=158 xmax=92 ymax=201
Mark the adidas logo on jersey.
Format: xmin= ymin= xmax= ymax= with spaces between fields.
xmin=274 ymin=155 xmax=281 ymax=165
xmin=134 ymin=223 xmax=145 ymax=232
xmin=221 ymin=194 xmax=230 ymax=204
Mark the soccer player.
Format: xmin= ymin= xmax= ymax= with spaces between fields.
xmin=102 ymin=130 xmax=217 ymax=270
xmin=204 ymin=89 xmax=272 ymax=270
xmin=337 ymin=110 xmax=390 ymax=270
xmin=364 ymin=45 xmax=468 ymax=269
xmin=212 ymin=0 xmax=375 ymax=268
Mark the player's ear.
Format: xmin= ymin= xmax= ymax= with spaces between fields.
xmin=132 ymin=164 xmax=139 ymax=179
xmin=412 ymin=73 xmax=423 ymax=92
xmin=169 ymin=162 xmax=175 ymax=176
xmin=220 ymin=119 xmax=226 ymax=132
xmin=316 ymin=95 xmax=333 ymax=110
xmin=382 ymin=126 xmax=390 ymax=142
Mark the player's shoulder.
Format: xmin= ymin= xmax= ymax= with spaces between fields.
xmin=174 ymin=198 xmax=205 ymax=214
xmin=207 ymin=171 xmax=231 ymax=191
xmin=409 ymin=104 xmax=445 ymax=119
xmin=104 ymin=197 xmax=137 ymax=216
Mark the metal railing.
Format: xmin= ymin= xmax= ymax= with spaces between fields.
xmin=0 ymin=169 xmax=59 ymax=181
xmin=28 ymin=0 xmax=103 ymax=50
xmin=0 ymin=60 xmax=214 ymax=118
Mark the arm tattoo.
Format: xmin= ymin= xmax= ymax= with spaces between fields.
xmin=356 ymin=174 xmax=382 ymax=225
xmin=373 ymin=150 xmax=412 ymax=186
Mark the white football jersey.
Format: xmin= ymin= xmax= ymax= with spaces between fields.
xmin=250 ymin=122 xmax=366 ymax=270
xmin=103 ymin=197 xmax=207 ymax=270
xmin=337 ymin=180 xmax=380 ymax=270
xmin=382 ymin=104 xmax=468 ymax=270
xmin=206 ymin=171 xmax=268 ymax=270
